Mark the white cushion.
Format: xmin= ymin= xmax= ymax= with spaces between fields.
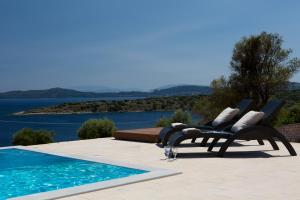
xmin=182 ymin=128 xmax=198 ymax=133
xmin=231 ymin=111 xmax=265 ymax=133
xmin=171 ymin=122 xmax=186 ymax=127
xmin=212 ymin=107 xmax=240 ymax=127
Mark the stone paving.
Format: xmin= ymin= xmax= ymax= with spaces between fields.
xmin=27 ymin=138 xmax=300 ymax=200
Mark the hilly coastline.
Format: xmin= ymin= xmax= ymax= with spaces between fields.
xmin=0 ymin=85 xmax=212 ymax=99
xmin=15 ymin=95 xmax=202 ymax=115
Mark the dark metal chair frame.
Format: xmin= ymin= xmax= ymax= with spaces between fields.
xmin=158 ymin=99 xmax=254 ymax=147
xmin=168 ymin=100 xmax=297 ymax=157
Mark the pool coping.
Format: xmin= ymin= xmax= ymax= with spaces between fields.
xmin=1 ymin=146 xmax=180 ymax=200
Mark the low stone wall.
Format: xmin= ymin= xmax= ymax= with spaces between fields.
xmin=277 ymin=123 xmax=300 ymax=142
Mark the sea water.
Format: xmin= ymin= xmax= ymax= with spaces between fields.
xmin=0 ymin=98 xmax=173 ymax=146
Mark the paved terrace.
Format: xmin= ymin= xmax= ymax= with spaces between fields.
xmin=26 ymin=138 xmax=300 ymax=200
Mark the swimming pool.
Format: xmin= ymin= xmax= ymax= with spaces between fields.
xmin=0 ymin=147 xmax=178 ymax=200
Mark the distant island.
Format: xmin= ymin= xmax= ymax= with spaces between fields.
xmin=10 ymin=82 xmax=300 ymax=115
xmin=15 ymin=95 xmax=202 ymax=115
xmin=2 ymin=82 xmax=300 ymax=99
xmin=0 ymin=85 xmax=212 ymax=99
xmin=14 ymin=88 xmax=300 ymax=116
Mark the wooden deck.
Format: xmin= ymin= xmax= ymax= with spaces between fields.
xmin=114 ymin=127 xmax=162 ymax=143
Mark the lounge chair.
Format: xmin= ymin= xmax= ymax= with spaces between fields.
xmin=168 ymin=100 xmax=297 ymax=157
xmin=158 ymin=99 xmax=254 ymax=147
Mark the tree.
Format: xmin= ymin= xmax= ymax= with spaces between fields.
xmin=230 ymin=32 xmax=300 ymax=106
xmin=193 ymin=32 xmax=300 ymax=121
xmin=193 ymin=76 xmax=240 ymax=122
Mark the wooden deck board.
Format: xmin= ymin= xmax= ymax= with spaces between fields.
xmin=114 ymin=127 xmax=162 ymax=143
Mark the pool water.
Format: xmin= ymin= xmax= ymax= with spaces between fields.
xmin=0 ymin=148 xmax=147 ymax=199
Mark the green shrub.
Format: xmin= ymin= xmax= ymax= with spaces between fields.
xmin=192 ymin=96 xmax=221 ymax=122
xmin=288 ymin=105 xmax=300 ymax=123
xmin=12 ymin=128 xmax=54 ymax=146
xmin=274 ymin=103 xmax=300 ymax=126
xmin=155 ymin=117 xmax=171 ymax=127
xmin=170 ymin=109 xmax=192 ymax=124
xmin=78 ymin=118 xmax=117 ymax=139
xmin=155 ymin=110 xmax=192 ymax=127
xmin=273 ymin=108 xmax=291 ymax=126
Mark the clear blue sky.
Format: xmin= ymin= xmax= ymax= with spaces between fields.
xmin=1 ymin=0 xmax=300 ymax=92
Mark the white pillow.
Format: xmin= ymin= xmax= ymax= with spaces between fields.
xmin=182 ymin=128 xmax=197 ymax=133
xmin=231 ymin=111 xmax=265 ymax=133
xmin=212 ymin=107 xmax=240 ymax=127
xmin=171 ymin=122 xmax=186 ymax=127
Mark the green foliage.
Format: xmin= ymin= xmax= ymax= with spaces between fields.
xmin=274 ymin=103 xmax=300 ymax=126
xmin=193 ymin=97 xmax=218 ymax=122
xmin=155 ymin=117 xmax=171 ymax=127
xmin=155 ymin=110 xmax=192 ymax=127
xmin=78 ymin=118 xmax=117 ymax=139
xmin=192 ymin=77 xmax=239 ymax=122
xmin=230 ymin=32 xmax=300 ymax=106
xmin=194 ymin=32 xmax=300 ymax=122
xmin=12 ymin=128 xmax=54 ymax=146
xmin=289 ymin=105 xmax=300 ymax=123
xmin=274 ymin=90 xmax=300 ymax=106
xmin=23 ymin=95 xmax=202 ymax=114
xmin=170 ymin=109 xmax=192 ymax=124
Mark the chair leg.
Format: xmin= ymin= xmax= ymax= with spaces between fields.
xmin=275 ymin=135 xmax=297 ymax=156
xmin=191 ymin=138 xmax=196 ymax=143
xmin=257 ymin=139 xmax=264 ymax=145
xmin=162 ymin=140 xmax=168 ymax=147
xmin=217 ymin=137 xmax=235 ymax=157
xmin=200 ymin=137 xmax=209 ymax=146
xmin=267 ymin=138 xmax=279 ymax=150
xmin=208 ymin=138 xmax=220 ymax=151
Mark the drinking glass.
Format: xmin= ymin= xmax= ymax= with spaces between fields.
xmin=164 ymin=145 xmax=172 ymax=159
xmin=172 ymin=147 xmax=178 ymax=160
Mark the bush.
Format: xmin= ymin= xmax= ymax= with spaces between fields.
xmin=78 ymin=118 xmax=117 ymax=139
xmin=274 ymin=103 xmax=300 ymax=126
xmin=155 ymin=117 xmax=171 ymax=127
xmin=12 ymin=128 xmax=54 ymax=146
xmin=170 ymin=109 xmax=192 ymax=124
xmin=155 ymin=110 xmax=192 ymax=127
xmin=288 ymin=105 xmax=300 ymax=123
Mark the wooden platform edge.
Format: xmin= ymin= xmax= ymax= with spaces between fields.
xmin=114 ymin=128 xmax=162 ymax=143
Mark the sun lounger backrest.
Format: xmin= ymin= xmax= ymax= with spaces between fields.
xmin=260 ymin=100 xmax=285 ymax=125
xmin=236 ymin=99 xmax=254 ymax=117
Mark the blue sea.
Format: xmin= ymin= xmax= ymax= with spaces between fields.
xmin=0 ymin=98 xmax=174 ymax=147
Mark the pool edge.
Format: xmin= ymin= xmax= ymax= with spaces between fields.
xmin=2 ymin=146 xmax=180 ymax=200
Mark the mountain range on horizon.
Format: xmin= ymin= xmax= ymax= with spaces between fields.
xmin=0 ymin=85 xmax=213 ymax=99
xmin=69 ymin=83 xmax=193 ymax=93
xmin=1 ymin=82 xmax=300 ymax=99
